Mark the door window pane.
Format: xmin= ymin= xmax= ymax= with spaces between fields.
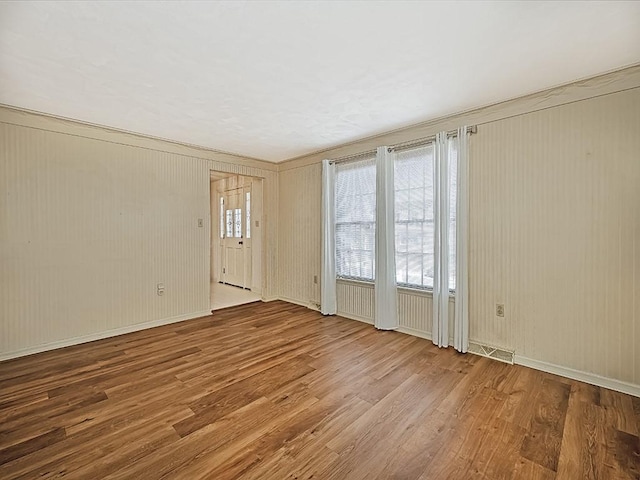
xmin=226 ymin=209 xmax=233 ymax=238
xmin=246 ymin=192 xmax=251 ymax=239
xmin=219 ymin=197 xmax=224 ymax=238
xmin=234 ymin=208 xmax=242 ymax=238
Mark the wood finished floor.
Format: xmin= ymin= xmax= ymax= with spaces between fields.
xmin=1 ymin=301 xmax=638 ymax=479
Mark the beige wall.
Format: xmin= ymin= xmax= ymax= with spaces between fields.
xmin=277 ymin=71 xmax=640 ymax=392
xmin=277 ymin=163 xmax=322 ymax=307
xmin=470 ymin=89 xmax=639 ymax=385
xmin=0 ymin=108 xmax=278 ymax=359
xmin=1 ymin=67 xmax=638 ymax=393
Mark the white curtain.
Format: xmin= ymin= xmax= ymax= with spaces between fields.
xmin=454 ymin=127 xmax=470 ymax=352
xmin=321 ymin=159 xmax=337 ymax=315
xmin=432 ymin=132 xmax=450 ymax=347
xmin=374 ymin=146 xmax=398 ymax=330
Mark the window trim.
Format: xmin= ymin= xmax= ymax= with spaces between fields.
xmin=335 ymin=157 xmax=377 ymax=282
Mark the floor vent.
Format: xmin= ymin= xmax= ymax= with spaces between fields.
xmin=468 ymin=342 xmax=514 ymax=364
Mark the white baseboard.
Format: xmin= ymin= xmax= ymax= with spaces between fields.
xmin=0 ymin=310 xmax=212 ymax=362
xmin=278 ymin=295 xmax=312 ymax=308
xmin=515 ymin=354 xmax=640 ymax=398
xmin=336 ymin=310 xmax=374 ymax=325
xmin=265 ymin=295 xmax=321 ymax=312
xmin=397 ymin=326 xmax=432 ymax=341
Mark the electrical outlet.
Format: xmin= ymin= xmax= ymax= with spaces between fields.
xmin=313 ymin=275 xmax=318 ymax=284
xmin=157 ymin=283 xmax=165 ymax=296
xmin=197 ymin=218 xmax=203 ymax=228
xmin=496 ymin=304 xmax=504 ymax=317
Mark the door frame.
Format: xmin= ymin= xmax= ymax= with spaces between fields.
xmin=209 ymin=172 xmax=264 ymax=303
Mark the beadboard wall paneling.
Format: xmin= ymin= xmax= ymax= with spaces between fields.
xmin=277 ymin=162 xmax=321 ymax=305
xmin=0 ymin=114 xmax=278 ymax=359
xmin=397 ymin=291 xmax=455 ymax=341
xmin=337 ymin=281 xmax=374 ymax=324
xmin=398 ymin=290 xmax=433 ymax=334
xmin=469 ymin=87 xmax=640 ymax=385
xmin=335 ymin=284 xmax=455 ymax=341
xmin=276 ymin=87 xmax=640 ymax=388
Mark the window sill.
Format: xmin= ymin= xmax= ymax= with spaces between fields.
xmin=398 ymin=286 xmax=456 ymax=299
xmin=337 ymin=277 xmax=375 ymax=288
xmin=337 ymin=278 xmax=455 ymax=298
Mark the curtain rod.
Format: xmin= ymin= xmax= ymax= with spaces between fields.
xmin=330 ymin=125 xmax=477 ymax=164
xmin=329 ymin=149 xmax=377 ymax=165
xmin=388 ymin=125 xmax=477 ymax=153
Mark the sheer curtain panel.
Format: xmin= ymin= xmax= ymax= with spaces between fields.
xmin=375 ymin=147 xmax=399 ymax=330
xmin=321 ymin=159 xmax=337 ymax=315
xmin=432 ymin=132 xmax=450 ymax=347
xmin=453 ymin=127 xmax=470 ymax=352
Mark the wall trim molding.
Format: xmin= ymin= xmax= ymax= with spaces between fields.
xmin=276 ymin=295 xmax=319 ymax=310
xmin=515 ymin=355 xmax=640 ymax=398
xmin=336 ymin=310 xmax=374 ymax=325
xmin=397 ymin=326 xmax=432 ymax=341
xmin=278 ymin=64 xmax=640 ymax=172
xmin=262 ymin=296 xmax=280 ymax=302
xmin=0 ymin=310 xmax=212 ymax=362
xmin=0 ymin=104 xmax=278 ymax=172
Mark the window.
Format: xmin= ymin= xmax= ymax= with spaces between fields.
xmin=246 ymin=192 xmax=251 ymax=239
xmin=333 ymin=140 xmax=458 ymax=290
xmin=448 ymin=141 xmax=457 ymax=291
xmin=394 ymin=145 xmax=435 ymax=289
xmin=394 ymin=142 xmax=457 ymax=291
xmin=335 ymin=156 xmax=376 ymax=281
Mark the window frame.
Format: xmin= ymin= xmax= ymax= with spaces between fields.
xmin=392 ymin=140 xmax=457 ymax=294
xmin=335 ymin=156 xmax=377 ymax=283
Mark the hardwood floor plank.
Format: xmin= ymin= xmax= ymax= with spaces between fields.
xmin=422 ymin=386 xmax=513 ymax=479
xmin=0 ymin=427 xmax=66 ymax=466
xmin=604 ymin=429 xmax=640 ymax=480
xmin=0 ymin=301 xmax=637 ymax=479
xmin=512 ymin=457 xmax=557 ymax=480
xmin=0 ymin=389 xmax=107 ymax=450
xmin=520 ymin=377 xmax=571 ymax=471
xmin=0 ymin=401 xmax=192 ymax=478
xmin=46 ymin=346 xmax=201 ymax=398
xmin=320 ymin=371 xmax=466 ymax=480
xmin=556 ymin=395 xmax=609 ymax=479
xmin=174 ymin=355 xmax=315 ymax=438
xmin=600 ymin=388 xmax=640 ymax=436
xmin=633 ymin=396 xmax=640 ymax=436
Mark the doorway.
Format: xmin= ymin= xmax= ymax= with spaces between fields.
xmin=210 ymin=172 xmax=263 ymax=310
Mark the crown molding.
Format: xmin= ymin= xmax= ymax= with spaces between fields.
xmin=0 ymin=104 xmax=279 ymax=172
xmin=278 ymin=63 xmax=640 ymax=172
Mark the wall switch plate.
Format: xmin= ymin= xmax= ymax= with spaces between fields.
xmin=496 ymin=304 xmax=505 ymax=317
xmin=313 ymin=275 xmax=318 ymax=284
xmin=157 ymin=283 xmax=165 ymax=296
xmin=198 ymin=218 xmax=203 ymax=227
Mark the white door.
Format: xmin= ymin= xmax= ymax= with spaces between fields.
xmin=222 ymin=186 xmax=252 ymax=288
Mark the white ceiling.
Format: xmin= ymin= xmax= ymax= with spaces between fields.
xmin=1 ymin=1 xmax=639 ymax=162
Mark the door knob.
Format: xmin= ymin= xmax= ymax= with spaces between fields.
xmin=238 ymin=241 xmax=243 ymax=245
